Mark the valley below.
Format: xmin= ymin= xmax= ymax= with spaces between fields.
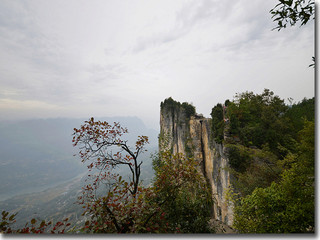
xmin=0 ymin=117 xmax=157 ymax=231
xmin=0 ymin=172 xmax=87 ymax=230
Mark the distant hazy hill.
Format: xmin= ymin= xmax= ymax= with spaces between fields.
xmin=0 ymin=117 xmax=158 ymax=201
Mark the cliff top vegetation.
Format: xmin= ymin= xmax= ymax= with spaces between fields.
xmin=161 ymin=97 xmax=196 ymax=119
xmin=209 ymin=89 xmax=314 ymax=233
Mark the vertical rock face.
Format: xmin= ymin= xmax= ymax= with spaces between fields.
xmin=159 ymin=98 xmax=234 ymax=226
xmin=159 ymin=102 xmax=188 ymax=155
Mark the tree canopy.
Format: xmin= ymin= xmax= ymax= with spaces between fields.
xmin=210 ymin=89 xmax=314 ymax=233
xmin=233 ymin=121 xmax=314 ymax=233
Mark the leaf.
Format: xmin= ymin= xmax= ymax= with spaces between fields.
xmin=9 ymin=214 xmax=15 ymax=221
xmin=30 ymin=218 xmax=37 ymax=225
xmin=2 ymin=211 xmax=9 ymax=219
xmin=40 ymin=220 xmax=46 ymax=228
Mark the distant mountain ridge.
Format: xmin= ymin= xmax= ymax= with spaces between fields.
xmin=0 ymin=117 xmax=158 ymax=201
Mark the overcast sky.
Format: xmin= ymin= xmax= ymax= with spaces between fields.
xmin=0 ymin=0 xmax=314 ymax=129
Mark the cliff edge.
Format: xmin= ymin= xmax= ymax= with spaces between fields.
xmin=159 ymin=97 xmax=234 ymax=226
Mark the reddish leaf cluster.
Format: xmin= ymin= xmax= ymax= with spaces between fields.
xmin=1 ymin=211 xmax=71 ymax=234
xmin=2 ymin=118 xmax=210 ymax=234
xmin=72 ymin=118 xmax=162 ymax=233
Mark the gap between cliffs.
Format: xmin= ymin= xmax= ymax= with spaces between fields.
xmin=199 ymin=120 xmax=206 ymax=176
xmin=199 ymin=119 xmax=215 ymax=219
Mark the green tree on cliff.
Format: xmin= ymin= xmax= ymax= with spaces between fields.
xmin=225 ymin=89 xmax=292 ymax=157
xmin=210 ymin=103 xmax=224 ymax=143
xmin=209 ymin=88 xmax=314 ymax=233
xmin=152 ymin=151 xmax=213 ymax=233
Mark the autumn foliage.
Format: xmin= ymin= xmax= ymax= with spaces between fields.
xmin=1 ymin=117 xmax=213 ymax=234
xmin=71 ymin=118 xmax=212 ymax=233
xmin=1 ymin=210 xmax=70 ymax=234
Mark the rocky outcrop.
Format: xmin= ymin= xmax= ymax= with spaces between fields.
xmin=159 ymin=98 xmax=234 ymax=226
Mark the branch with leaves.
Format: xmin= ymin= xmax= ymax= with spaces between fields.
xmin=0 ymin=211 xmax=70 ymax=234
xmin=270 ymin=0 xmax=315 ymax=31
xmin=73 ymin=118 xmax=157 ymax=233
xmin=73 ymin=117 xmax=149 ymax=198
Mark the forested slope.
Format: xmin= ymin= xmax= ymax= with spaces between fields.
xmin=210 ymin=89 xmax=314 ymax=233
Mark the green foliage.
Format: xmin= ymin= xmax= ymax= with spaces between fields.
xmin=80 ymin=178 xmax=165 ymax=233
xmin=227 ymin=145 xmax=281 ymax=197
xmin=270 ymin=0 xmax=315 ymax=31
xmin=160 ymin=97 xmax=180 ymax=111
xmin=225 ymin=144 xmax=251 ymax=173
xmin=152 ymin=151 xmax=214 ymax=233
xmin=210 ymin=103 xmax=225 ymax=143
xmin=225 ymin=89 xmax=293 ymax=158
xmin=233 ymin=121 xmax=314 ymax=233
xmin=73 ymin=118 xmax=166 ymax=233
xmin=161 ymin=97 xmax=196 ymax=119
xmin=270 ymin=0 xmax=315 ymax=67
xmin=284 ymin=97 xmax=314 ymax=137
xmin=181 ymin=102 xmax=196 ymax=119
xmin=216 ymin=90 xmax=314 ymax=233
xmin=73 ymin=118 xmax=212 ymax=233
xmin=2 ymin=92 xmax=315 ymax=234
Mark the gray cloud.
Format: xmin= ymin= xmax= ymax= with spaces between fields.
xmin=0 ymin=1 xmax=64 ymax=71
xmin=0 ymin=1 xmax=83 ymax=106
xmin=0 ymin=0 xmax=314 ymax=129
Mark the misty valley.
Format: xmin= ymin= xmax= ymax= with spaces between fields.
xmin=0 ymin=117 xmax=158 ymax=230
xmin=0 ymin=90 xmax=315 ymax=234
xmin=0 ymin=0 xmax=315 ymax=234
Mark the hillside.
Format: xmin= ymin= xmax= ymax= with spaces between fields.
xmin=159 ymin=90 xmax=314 ymax=233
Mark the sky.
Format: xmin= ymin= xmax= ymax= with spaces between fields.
xmin=0 ymin=0 xmax=314 ymax=130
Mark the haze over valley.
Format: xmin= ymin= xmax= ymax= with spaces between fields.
xmin=0 ymin=117 xmax=158 ymax=199
xmin=0 ymin=0 xmax=314 ymax=234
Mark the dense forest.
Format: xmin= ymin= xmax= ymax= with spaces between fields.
xmin=1 ymin=89 xmax=314 ymax=234
xmin=211 ymin=89 xmax=314 ymax=233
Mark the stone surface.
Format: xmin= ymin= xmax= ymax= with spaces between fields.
xmin=209 ymin=219 xmax=237 ymax=234
xmin=160 ymin=101 xmax=234 ymax=226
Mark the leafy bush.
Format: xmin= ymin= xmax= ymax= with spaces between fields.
xmin=226 ymin=144 xmax=251 ymax=173
xmin=181 ymin=102 xmax=196 ymax=119
xmin=233 ymin=121 xmax=314 ymax=233
xmin=161 ymin=97 xmax=196 ymax=119
xmin=210 ymin=103 xmax=224 ymax=143
xmin=152 ymin=151 xmax=214 ymax=233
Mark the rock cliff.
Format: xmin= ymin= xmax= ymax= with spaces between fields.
xmin=159 ymin=98 xmax=234 ymax=226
